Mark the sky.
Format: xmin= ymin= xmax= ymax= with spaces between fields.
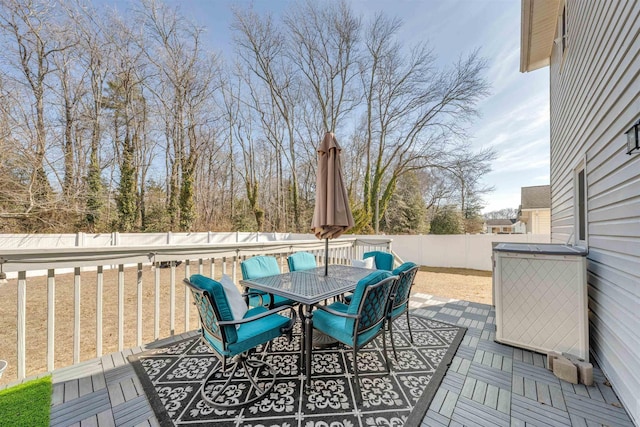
xmin=106 ymin=0 xmax=551 ymax=214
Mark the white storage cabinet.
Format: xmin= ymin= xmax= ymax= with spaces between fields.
xmin=493 ymin=243 xmax=589 ymax=361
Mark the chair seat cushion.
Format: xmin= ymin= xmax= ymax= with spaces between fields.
xmin=313 ymin=302 xmax=382 ymax=347
xmin=215 ymin=306 xmax=290 ymax=356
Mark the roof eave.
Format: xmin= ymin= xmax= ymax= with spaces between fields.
xmin=520 ymin=0 xmax=561 ymax=73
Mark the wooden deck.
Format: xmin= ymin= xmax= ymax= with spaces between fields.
xmin=3 ymin=293 xmax=634 ymax=427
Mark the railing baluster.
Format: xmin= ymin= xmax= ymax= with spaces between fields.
xmin=184 ymin=259 xmax=190 ymax=332
xmin=74 ymin=267 xmax=81 ymax=364
xmin=47 ymin=269 xmax=55 ymax=371
xmin=222 ymin=257 xmax=227 ymax=276
xmin=96 ymin=266 xmax=103 ymax=357
xmin=170 ymin=261 xmax=176 ymax=335
xmin=232 ymin=256 xmax=237 ymax=284
xmin=137 ymin=263 xmax=143 ymax=347
xmin=154 ymin=261 xmax=160 ymax=340
xmin=17 ymin=271 xmax=26 ymax=379
xmin=198 ymin=258 xmax=203 ymax=275
xmin=118 ymin=264 xmax=124 ymax=351
xmin=210 ymin=257 xmax=215 ymax=278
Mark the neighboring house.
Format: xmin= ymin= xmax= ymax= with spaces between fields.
xmin=518 ymin=185 xmax=551 ymax=234
xmin=485 ymin=218 xmax=517 ymax=234
xmin=521 ymin=1 xmax=639 ymax=424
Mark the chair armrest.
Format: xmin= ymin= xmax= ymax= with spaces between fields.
xmin=218 ymin=304 xmax=294 ymax=326
xmin=242 ymin=290 xmax=265 ymax=306
xmin=315 ymin=304 xmax=359 ymax=319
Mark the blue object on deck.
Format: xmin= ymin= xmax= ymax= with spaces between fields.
xmin=312 ymin=270 xmax=397 ymax=402
xmin=364 ymin=250 xmax=394 ymax=271
xmin=287 ymin=251 xmax=317 ymax=272
xmin=184 ymin=274 xmax=295 ymax=408
xmin=240 ymin=256 xmax=296 ymax=308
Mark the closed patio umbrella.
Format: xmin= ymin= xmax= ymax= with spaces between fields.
xmin=311 ymin=132 xmax=355 ymax=275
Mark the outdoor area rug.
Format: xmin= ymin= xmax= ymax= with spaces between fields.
xmin=129 ymin=314 xmax=465 ymax=427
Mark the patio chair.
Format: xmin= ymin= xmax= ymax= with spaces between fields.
xmin=185 ymin=274 xmax=296 ymax=408
xmin=287 ymin=251 xmax=317 ymax=272
xmin=312 ymin=270 xmax=399 ymax=402
xmin=388 ymin=262 xmax=420 ymax=360
xmin=241 ymin=255 xmax=296 ymax=308
xmin=363 ymin=250 xmax=394 ymax=271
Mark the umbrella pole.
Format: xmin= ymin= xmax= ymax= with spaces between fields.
xmin=325 ymin=238 xmax=329 ymax=276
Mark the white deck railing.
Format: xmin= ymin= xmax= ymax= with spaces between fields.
xmin=0 ymin=236 xmax=392 ymax=383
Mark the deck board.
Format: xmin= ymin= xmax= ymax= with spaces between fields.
xmin=34 ymin=293 xmax=635 ymax=426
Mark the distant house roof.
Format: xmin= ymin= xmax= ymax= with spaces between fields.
xmin=486 ymin=219 xmax=516 ymax=226
xmin=521 ymin=185 xmax=550 ymax=209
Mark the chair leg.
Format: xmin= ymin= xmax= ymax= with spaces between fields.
xmin=352 ymin=347 xmax=362 ymax=404
xmin=406 ymin=310 xmax=414 ymax=343
xmin=201 ymin=353 xmax=276 ymax=409
xmin=389 ymin=319 xmax=398 ymax=361
xmin=382 ymin=326 xmax=391 ymax=372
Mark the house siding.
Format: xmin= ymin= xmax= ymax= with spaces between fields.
xmin=548 ymin=1 xmax=640 ymax=424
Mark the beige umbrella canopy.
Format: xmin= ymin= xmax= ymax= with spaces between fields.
xmin=311 ymin=132 xmax=355 ymax=273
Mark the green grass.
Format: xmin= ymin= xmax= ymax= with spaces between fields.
xmin=0 ymin=376 xmax=51 ymax=427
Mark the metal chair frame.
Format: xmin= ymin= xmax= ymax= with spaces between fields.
xmin=387 ymin=265 xmax=420 ymax=360
xmin=314 ymin=274 xmax=399 ymax=402
xmin=185 ymin=278 xmax=296 ymax=409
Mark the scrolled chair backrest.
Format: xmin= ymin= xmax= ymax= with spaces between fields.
xmin=391 ymin=262 xmax=419 ymax=310
xmin=185 ymin=275 xmax=239 ymax=351
xmin=346 ymin=271 xmax=398 ymax=335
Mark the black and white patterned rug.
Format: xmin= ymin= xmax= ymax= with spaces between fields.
xmin=129 ymin=315 xmax=464 ymax=427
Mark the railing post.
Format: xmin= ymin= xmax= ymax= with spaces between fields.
xmin=96 ymin=266 xmax=103 ymax=356
xmin=232 ymin=253 xmax=238 ymax=284
xmin=137 ymin=263 xmax=143 ymax=346
xmin=118 ymin=264 xmax=124 ymax=351
xmin=170 ymin=261 xmax=176 ymax=335
xmin=184 ymin=260 xmax=190 ymax=332
xmin=154 ymin=261 xmax=160 ymax=340
xmin=17 ymin=271 xmax=26 ymax=379
xmin=47 ymin=269 xmax=55 ymax=371
xmin=73 ymin=267 xmax=81 ymax=364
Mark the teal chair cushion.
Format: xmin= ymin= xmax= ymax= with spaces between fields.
xmin=228 ymin=306 xmax=290 ymax=355
xmin=391 ymin=261 xmax=417 ymax=275
xmin=287 ymin=252 xmax=317 ymax=272
xmin=313 ymin=270 xmax=392 ymax=346
xmin=242 ymin=256 xmax=296 ymax=309
xmin=364 ymin=251 xmax=394 ymax=271
xmin=202 ymin=306 xmax=290 ymax=357
xmin=189 ymin=274 xmax=238 ymax=344
xmin=241 ymin=256 xmax=280 ymax=279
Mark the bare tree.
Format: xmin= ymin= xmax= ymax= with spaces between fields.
xmin=140 ymin=0 xmax=219 ymax=231
xmin=445 ymin=147 xmax=496 ymax=232
xmin=232 ymin=6 xmax=311 ymax=231
xmin=359 ymin=11 xmax=490 ymax=232
xmin=284 ymin=0 xmax=361 ymax=133
xmin=0 ymin=0 xmax=73 ymax=209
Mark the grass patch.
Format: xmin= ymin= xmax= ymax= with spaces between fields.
xmin=0 ymin=376 xmax=51 ymax=427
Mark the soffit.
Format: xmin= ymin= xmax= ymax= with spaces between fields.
xmin=520 ymin=0 xmax=561 ymax=72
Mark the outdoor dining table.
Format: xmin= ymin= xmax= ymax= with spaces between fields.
xmin=239 ymin=264 xmax=374 ymax=391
